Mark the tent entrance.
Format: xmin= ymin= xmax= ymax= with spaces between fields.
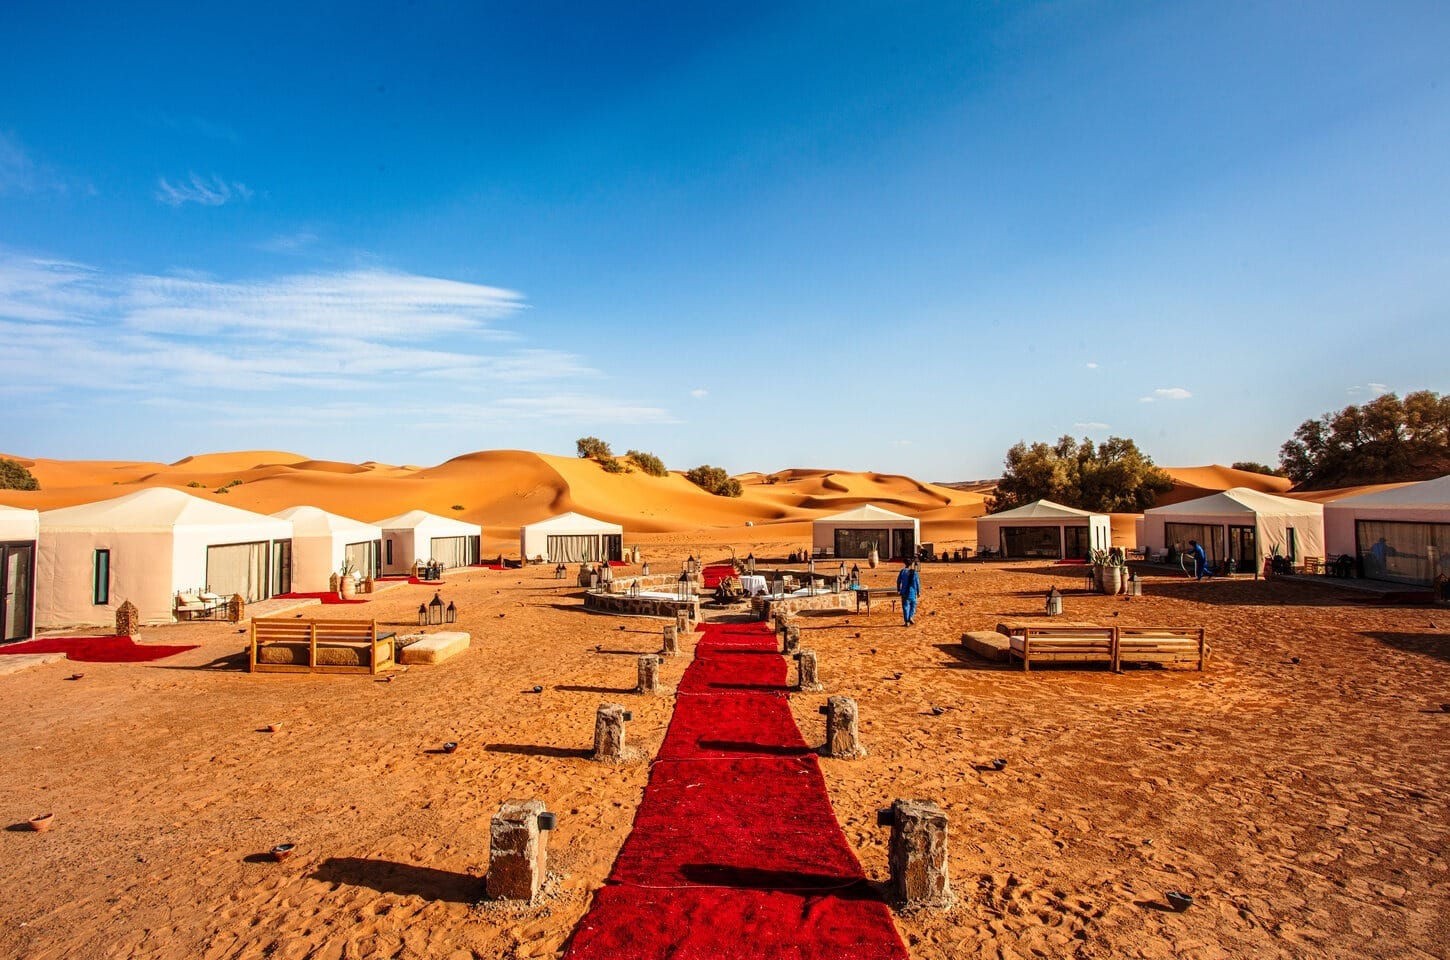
xmin=344 ymin=540 xmax=380 ymax=578
xmin=207 ymin=541 xmax=272 ymax=602
xmin=891 ymin=529 xmax=916 ymax=560
xmin=603 ymin=534 xmax=623 ymax=562
xmin=834 ymin=528 xmax=888 ymax=560
xmin=547 ymin=535 xmax=602 ymax=563
xmin=430 ymin=536 xmax=477 ymax=569
xmin=1227 ymin=526 xmax=1257 ymax=573
xmin=1163 ymin=523 xmax=1225 ymax=568
xmin=271 ymin=540 xmax=292 ymax=596
xmin=1000 ymin=526 xmax=1060 ymax=559
xmin=1064 ymin=526 xmax=1091 ymax=560
xmin=1 ymin=541 xmax=35 ymax=643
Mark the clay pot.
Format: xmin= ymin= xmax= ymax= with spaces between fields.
xmin=28 ymin=813 xmax=54 ymax=832
xmin=339 ymin=577 xmax=357 ymax=600
xmin=867 ymin=548 xmax=880 ymax=569
xmin=270 ymin=843 xmax=296 ymax=861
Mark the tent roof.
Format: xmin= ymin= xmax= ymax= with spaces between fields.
xmin=0 ymin=504 xmax=40 ymax=540
xmin=272 ymin=505 xmax=381 ymax=538
xmin=1146 ymin=487 xmax=1324 ymax=518
xmin=981 ymin=499 xmax=1102 ymax=521
xmin=814 ymin=504 xmax=917 ymax=524
xmin=522 ymin=511 xmax=623 ymax=533
xmin=1326 ymin=474 xmax=1450 ymax=508
xmin=39 ymin=487 xmax=292 ymax=533
xmin=373 ymin=509 xmax=478 ymax=533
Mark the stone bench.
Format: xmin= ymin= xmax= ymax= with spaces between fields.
xmin=398 ymin=631 xmax=472 ymax=665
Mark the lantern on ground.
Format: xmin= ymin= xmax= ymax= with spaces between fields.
xmin=628 ymin=579 xmax=641 ymax=598
xmin=445 ymin=600 xmax=457 ymax=624
xmin=417 ymin=603 xmax=429 ymax=626
xmin=429 ymin=591 xmax=444 ymax=625
xmin=677 ymin=570 xmax=692 ymax=601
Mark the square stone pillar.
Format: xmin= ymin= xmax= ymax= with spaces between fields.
xmin=820 ymin=695 xmax=864 ymax=758
xmin=115 ymin=600 xmax=140 ymax=637
xmin=882 ymin=799 xmax=952 ymax=909
xmin=636 ymin=654 xmax=661 ymax=694
xmin=675 ymin=610 xmax=691 ymax=635
xmin=782 ymin=624 xmax=801 ymax=655
xmin=661 ymin=623 xmax=680 ymax=656
xmin=593 ymin=703 xmax=630 ymax=761
xmin=486 ymin=800 xmax=551 ymax=902
xmin=795 ymin=648 xmax=822 ymax=691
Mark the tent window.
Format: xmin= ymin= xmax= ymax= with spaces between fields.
xmin=207 ymin=542 xmax=271 ymax=603
xmin=93 ymin=549 xmax=111 ymax=605
xmin=547 ymin=534 xmax=599 ymax=563
xmin=344 ymin=540 xmax=376 ymax=577
xmin=1001 ymin=526 xmax=1060 ymax=558
xmin=430 ymin=536 xmax=468 ymax=569
xmin=1285 ymin=527 xmax=1297 ymax=562
xmin=1356 ymin=519 xmax=1449 ymax=586
xmin=272 ymin=540 xmax=293 ymax=595
xmin=386 ymin=539 xmax=393 ymax=566
xmin=3 ymin=543 xmax=35 ymax=642
xmin=834 ymin=528 xmax=889 ymax=559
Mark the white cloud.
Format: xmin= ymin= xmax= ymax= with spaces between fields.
xmin=690 ymin=388 xmax=708 ymax=399
xmin=1139 ymin=387 xmax=1192 ymax=402
xmin=0 ymin=132 xmax=92 ymax=197
xmin=155 ymin=173 xmax=253 ymax=207
xmin=1074 ymin=421 xmax=1110 ymax=430
xmin=258 ymin=231 xmax=319 ymax=253
xmin=889 ymin=439 xmax=912 ymax=446
xmin=1085 ymin=361 xmax=1099 ymax=369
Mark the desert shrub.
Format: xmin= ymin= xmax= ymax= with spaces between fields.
xmin=626 ymin=450 xmax=667 ymax=477
xmin=685 ymin=465 xmax=743 ymax=497
xmin=576 ymin=436 xmax=613 ymax=459
xmin=600 ymin=456 xmax=630 ymax=474
xmin=214 ymin=487 xmax=229 ymax=494
xmin=0 ymin=458 xmax=39 ymax=491
xmin=186 ymin=480 xmax=205 ymax=488
xmin=225 ymin=479 xmax=243 ymax=488
xmin=451 ymin=504 xmax=465 ymax=511
xmin=1231 ymin=461 xmax=1285 ymax=477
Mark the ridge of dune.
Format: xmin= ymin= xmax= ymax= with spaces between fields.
xmin=167 ymin=451 xmax=310 ymax=472
xmin=1162 ymin=464 xmax=1293 ymax=494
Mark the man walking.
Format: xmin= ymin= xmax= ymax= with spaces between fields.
xmin=1188 ymin=539 xmax=1212 ymax=580
xmin=896 ymin=559 xmax=921 ymax=626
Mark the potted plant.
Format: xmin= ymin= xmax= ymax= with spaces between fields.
xmin=1090 ymin=548 xmax=1126 ymax=595
xmin=338 ymin=559 xmax=357 ymax=600
xmin=866 ymin=541 xmax=880 ymax=569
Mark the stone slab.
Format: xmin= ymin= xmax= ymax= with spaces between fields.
xmin=961 ymin=631 xmax=1010 ymax=662
xmin=0 ymin=653 xmax=67 ymax=676
xmin=399 ymin=631 xmax=471 ymax=665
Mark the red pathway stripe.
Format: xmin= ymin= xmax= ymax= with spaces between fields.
xmin=563 ymin=621 xmax=908 ymax=960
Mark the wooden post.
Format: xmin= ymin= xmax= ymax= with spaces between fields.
xmin=820 ymin=695 xmax=864 ymax=759
xmin=795 ymin=648 xmax=822 ymax=691
xmin=593 ymin=703 xmax=630 ymax=762
xmin=486 ymin=800 xmax=552 ymax=902
xmin=882 ymin=799 xmax=952 ymax=909
xmin=661 ymin=623 xmax=680 ymax=656
xmin=636 ymin=654 xmax=661 ymax=694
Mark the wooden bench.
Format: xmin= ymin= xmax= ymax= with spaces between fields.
xmin=853 ymin=587 xmax=899 ymax=615
xmin=1007 ymin=626 xmax=1118 ymax=671
xmin=1117 ymin=627 xmax=1207 ymax=671
xmin=249 ymin=618 xmax=397 ymax=675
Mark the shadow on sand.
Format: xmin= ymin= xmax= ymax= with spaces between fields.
xmin=311 ymin=857 xmax=480 ymax=902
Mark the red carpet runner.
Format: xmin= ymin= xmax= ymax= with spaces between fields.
xmin=0 ymin=635 xmax=197 ymax=663
xmin=563 ymin=621 xmax=908 ymax=960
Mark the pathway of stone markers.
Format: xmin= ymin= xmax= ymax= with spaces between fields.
xmin=563 ymin=620 xmax=909 ymax=960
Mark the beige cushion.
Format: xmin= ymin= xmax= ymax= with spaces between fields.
xmin=961 ymin=630 xmax=1010 ymax=662
xmin=257 ymin=642 xmax=373 ymax=667
xmin=399 ymin=631 xmax=471 ymax=665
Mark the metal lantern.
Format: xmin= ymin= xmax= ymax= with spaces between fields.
xmin=837 ymin=561 xmax=846 ymax=582
xmin=676 ymin=570 xmax=692 ymax=601
xmin=417 ymin=603 xmax=429 ymax=626
xmin=628 ymin=579 xmax=641 ymax=598
xmin=642 ymin=561 xmax=651 ymax=576
xmin=428 ymin=591 xmax=444 ymax=625
xmin=445 ymin=600 xmax=457 ymax=624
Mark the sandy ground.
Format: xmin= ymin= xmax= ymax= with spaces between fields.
xmin=1 ymin=538 xmax=1447 ymax=960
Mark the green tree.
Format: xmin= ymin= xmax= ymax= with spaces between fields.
xmin=0 ymin=458 xmax=40 ymax=491
xmin=991 ymin=436 xmax=1171 ymax=513
xmin=685 ymin=464 xmax=743 ymax=497
xmin=625 ymin=449 xmax=668 ymax=477
xmin=576 ymin=437 xmax=613 ymax=459
xmin=1279 ymin=390 xmax=1450 ymax=488
xmin=1231 ymin=461 xmax=1285 ymax=477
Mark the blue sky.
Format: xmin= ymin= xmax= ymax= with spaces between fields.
xmin=2 ymin=1 xmax=1448 ymax=480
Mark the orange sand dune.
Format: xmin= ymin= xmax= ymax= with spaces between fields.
xmin=1284 ymin=481 xmax=1415 ymax=504
xmin=166 ymin=450 xmax=310 ymax=472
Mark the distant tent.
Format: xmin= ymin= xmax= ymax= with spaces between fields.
xmin=812 ymin=505 xmax=920 ymax=560
xmin=37 ymin=488 xmax=293 ymax=627
xmin=272 ymin=506 xmax=384 ymax=592
xmin=973 ymin=500 xmax=1111 ymax=559
xmin=1324 ymin=475 xmax=1450 ymax=586
xmin=1 ymin=505 xmax=40 ymax=642
xmin=1141 ymin=488 xmax=1324 ymax=573
xmin=373 ymin=510 xmax=481 ymax=574
xmin=520 ymin=512 xmax=624 ymax=563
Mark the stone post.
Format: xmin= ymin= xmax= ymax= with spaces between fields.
xmin=661 ymin=623 xmax=680 ymax=656
xmin=880 ymin=799 xmax=952 ymax=909
xmin=820 ymin=695 xmax=865 ymax=759
xmin=228 ymin=594 xmax=246 ymax=623
xmin=592 ymin=703 xmax=631 ymax=762
xmin=486 ymin=799 xmax=554 ymax=902
xmin=115 ymin=600 xmax=139 ymax=637
xmin=795 ymin=648 xmax=822 ymax=691
xmin=637 ymin=654 xmax=661 ymax=694
xmin=675 ymin=610 xmax=691 ymax=635
xmin=782 ymin=624 xmax=801 ymax=655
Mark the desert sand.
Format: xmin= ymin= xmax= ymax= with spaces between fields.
xmin=1 ymin=453 xmax=1446 ymax=959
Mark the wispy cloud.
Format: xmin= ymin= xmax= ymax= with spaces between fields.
xmin=1073 ymin=421 xmax=1110 ymax=430
xmin=689 ymin=388 xmax=708 ymax=399
xmin=889 ymin=439 xmax=912 ymax=446
xmin=150 ymin=112 xmax=241 ymax=143
xmin=1348 ymin=382 xmax=1391 ymax=398
xmin=0 ymin=251 xmax=672 ymax=428
xmin=0 ymin=132 xmax=93 ymax=197
xmin=258 ymin=231 xmax=319 ymax=254
xmin=155 ymin=173 xmax=253 ymax=207
xmin=1084 ymin=361 xmax=1099 ymax=370
xmin=1139 ymin=387 xmax=1192 ymax=403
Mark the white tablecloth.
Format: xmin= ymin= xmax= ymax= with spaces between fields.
xmin=739 ymin=575 xmax=768 ymax=596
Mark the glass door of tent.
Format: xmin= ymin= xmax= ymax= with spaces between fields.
xmin=891 ymin=528 xmax=916 ymax=561
xmin=2 ymin=543 xmax=35 ymax=643
xmin=1227 ymin=526 xmax=1257 ymax=574
xmin=604 ymin=534 xmax=623 ymax=562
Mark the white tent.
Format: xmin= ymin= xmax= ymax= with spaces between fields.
xmin=1 ymin=505 xmax=40 ymax=642
xmin=1141 ymin=487 xmax=1324 ymax=574
xmin=1324 ymin=475 xmax=1450 ymax=586
xmin=521 ymin=512 xmax=624 ymax=563
xmin=272 ymin=506 xmax=383 ymax=592
xmin=374 ymin=510 xmax=481 ymax=574
xmin=37 ymin=488 xmax=293 ymax=627
xmin=974 ymin=500 xmax=1111 ymax=559
xmin=812 ymin=504 xmax=920 ymax=559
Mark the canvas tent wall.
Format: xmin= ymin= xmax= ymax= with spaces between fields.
xmin=973 ymin=500 xmax=1111 ymax=559
xmin=521 ymin=512 xmax=624 ymax=563
xmin=272 ymin=506 xmax=384 ymax=592
xmin=811 ymin=504 xmax=920 ymax=559
xmin=1324 ymin=475 xmax=1450 ymax=586
xmin=0 ymin=505 xmax=40 ymax=643
xmin=36 ymin=488 xmax=293 ymax=627
xmin=1141 ymin=487 xmax=1324 ymax=573
xmin=374 ymin=510 xmax=481 ymax=574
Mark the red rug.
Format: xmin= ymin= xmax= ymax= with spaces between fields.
xmin=563 ymin=621 xmax=907 ymax=960
xmin=375 ymin=576 xmax=448 ymax=586
xmin=0 ymin=635 xmax=198 ymax=663
xmin=272 ymin=591 xmax=369 ymax=605
xmin=701 ymin=564 xmax=737 ymax=589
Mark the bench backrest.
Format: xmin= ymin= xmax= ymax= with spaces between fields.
xmin=1020 ymin=626 xmax=1116 ymax=642
xmin=252 ymin=618 xmax=378 ymax=642
xmin=1117 ymin=627 xmax=1204 ymax=642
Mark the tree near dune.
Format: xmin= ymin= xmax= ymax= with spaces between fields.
xmin=0 ymin=458 xmax=40 ymax=491
xmin=626 ymin=449 xmax=668 ymax=477
xmin=685 ymin=464 xmax=743 ymax=498
xmin=1279 ymin=390 xmax=1450 ymax=488
xmin=990 ymin=436 xmax=1172 ymax=513
xmin=576 ymin=436 xmax=613 ymax=459
xmin=1230 ymin=461 xmax=1286 ymax=477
